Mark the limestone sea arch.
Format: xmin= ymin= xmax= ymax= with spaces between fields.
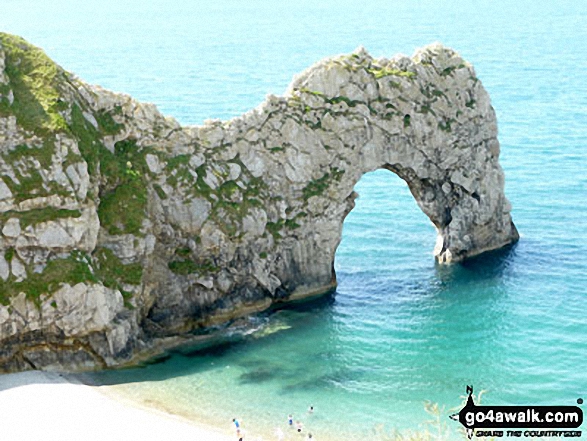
xmin=0 ymin=33 xmax=518 ymax=371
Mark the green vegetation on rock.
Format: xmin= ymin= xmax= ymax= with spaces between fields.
xmin=167 ymin=245 xmax=221 ymax=277
xmin=403 ymin=114 xmax=411 ymax=128
xmin=69 ymin=106 xmax=145 ymax=237
xmin=168 ymin=258 xmax=219 ymax=276
xmin=438 ymin=118 xmax=455 ymax=132
xmin=0 ymin=207 xmax=82 ymax=228
xmin=4 ymin=142 xmax=52 ymax=167
xmin=69 ymin=103 xmax=107 ymax=176
xmin=0 ymin=251 xmax=96 ymax=306
xmin=152 ymin=183 xmax=167 ymax=200
xmin=95 ymin=108 xmax=124 ymax=135
xmin=94 ymin=139 xmax=149 ymax=236
xmin=94 ymin=247 xmax=143 ymax=287
xmin=98 ymin=176 xmax=147 ymax=236
xmin=4 ymin=248 xmax=15 ymax=263
xmin=0 ymin=138 xmax=79 ymax=203
xmin=165 ymin=154 xmax=193 ymax=188
xmin=439 ymin=63 xmax=466 ymax=77
xmin=266 ymin=212 xmax=306 ymax=240
xmin=367 ymin=66 xmax=416 ymax=79
xmin=302 ymin=167 xmax=345 ymax=200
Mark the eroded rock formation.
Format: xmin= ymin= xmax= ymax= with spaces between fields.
xmin=0 ymin=33 xmax=518 ymax=371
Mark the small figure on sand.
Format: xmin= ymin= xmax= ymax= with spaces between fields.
xmin=308 ymin=405 xmax=314 ymax=414
xmin=296 ymin=421 xmax=303 ymax=433
xmin=233 ymin=418 xmax=240 ymax=429
xmin=306 ymin=434 xmax=313 ymax=440
xmin=275 ymin=427 xmax=284 ymax=441
xmin=288 ymin=414 xmax=293 ymax=426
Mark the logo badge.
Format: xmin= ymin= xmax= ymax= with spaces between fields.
xmin=450 ymin=386 xmax=583 ymax=439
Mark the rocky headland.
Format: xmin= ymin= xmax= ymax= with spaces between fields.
xmin=0 ymin=33 xmax=518 ymax=372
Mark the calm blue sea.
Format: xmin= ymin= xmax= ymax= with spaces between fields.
xmin=2 ymin=0 xmax=587 ymax=439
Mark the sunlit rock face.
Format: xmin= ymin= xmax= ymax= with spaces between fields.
xmin=0 ymin=33 xmax=517 ymax=372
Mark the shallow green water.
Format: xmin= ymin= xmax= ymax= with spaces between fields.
xmin=3 ymin=0 xmax=586 ymax=439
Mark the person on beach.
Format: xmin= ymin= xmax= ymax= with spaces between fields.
xmin=306 ymin=434 xmax=313 ymax=440
xmin=308 ymin=406 xmax=314 ymax=414
xmin=275 ymin=427 xmax=284 ymax=441
xmin=233 ymin=418 xmax=240 ymax=429
xmin=296 ymin=421 xmax=303 ymax=433
xmin=288 ymin=414 xmax=293 ymax=426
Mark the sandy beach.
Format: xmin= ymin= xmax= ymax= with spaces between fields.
xmin=0 ymin=371 xmax=235 ymax=441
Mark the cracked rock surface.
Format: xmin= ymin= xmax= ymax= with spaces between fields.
xmin=0 ymin=33 xmax=517 ymax=372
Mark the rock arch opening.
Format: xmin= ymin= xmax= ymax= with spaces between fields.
xmin=335 ymin=168 xmax=435 ymax=278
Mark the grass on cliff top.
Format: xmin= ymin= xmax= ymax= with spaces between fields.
xmin=0 ymin=34 xmax=87 ymax=203
xmin=0 ymin=32 xmax=69 ymax=136
xmin=0 ymin=251 xmax=96 ymax=307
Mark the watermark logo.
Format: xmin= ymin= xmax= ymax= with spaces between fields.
xmin=449 ymin=386 xmax=583 ymax=439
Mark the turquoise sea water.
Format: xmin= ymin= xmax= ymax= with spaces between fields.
xmin=3 ymin=0 xmax=587 ymax=439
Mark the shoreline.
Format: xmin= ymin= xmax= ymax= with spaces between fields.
xmin=89 ymin=377 xmax=338 ymax=441
xmin=0 ymin=371 xmax=235 ymax=441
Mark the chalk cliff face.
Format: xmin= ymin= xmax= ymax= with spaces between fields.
xmin=0 ymin=33 xmax=518 ymax=372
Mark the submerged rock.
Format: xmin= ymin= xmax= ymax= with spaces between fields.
xmin=0 ymin=33 xmax=518 ymax=372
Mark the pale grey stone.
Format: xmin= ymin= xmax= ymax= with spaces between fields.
xmin=0 ymin=306 xmax=9 ymax=325
xmin=83 ymin=111 xmax=99 ymax=129
xmin=37 ymin=223 xmax=74 ymax=248
xmin=195 ymin=277 xmax=214 ymax=289
xmin=0 ymin=253 xmax=9 ymax=281
xmin=106 ymin=321 xmax=132 ymax=355
xmin=189 ymin=154 xmax=204 ymax=169
xmin=227 ymin=162 xmax=241 ymax=181
xmin=0 ymin=179 xmax=12 ymax=201
xmin=11 ymin=257 xmax=26 ymax=280
xmin=242 ymin=208 xmax=267 ymax=238
xmin=65 ymin=164 xmax=81 ymax=191
xmin=166 ymin=197 xmax=211 ymax=234
xmin=65 ymin=162 xmax=89 ymax=199
xmin=145 ymin=154 xmax=161 ymax=174
xmin=2 ymin=218 xmax=20 ymax=238
xmin=53 ymin=283 xmax=123 ymax=336
xmin=239 ymin=148 xmax=265 ymax=178
xmin=202 ymin=170 xmax=219 ymax=189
